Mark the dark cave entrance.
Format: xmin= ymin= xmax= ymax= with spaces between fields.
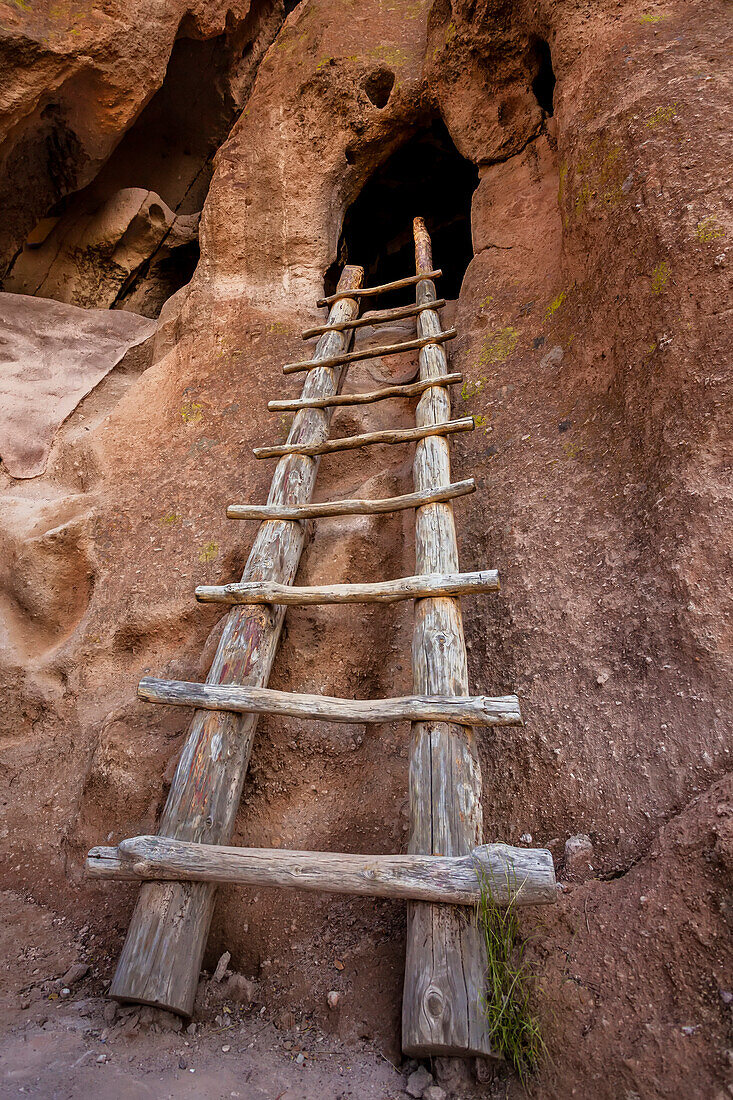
xmin=531 ymin=39 xmax=556 ymax=116
xmin=327 ymin=118 xmax=478 ymax=308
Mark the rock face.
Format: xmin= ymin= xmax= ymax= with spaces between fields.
xmin=0 ymin=0 xmax=731 ymax=1097
xmin=0 ymin=292 xmax=156 ymax=477
xmin=4 ymin=189 xmax=200 ymax=317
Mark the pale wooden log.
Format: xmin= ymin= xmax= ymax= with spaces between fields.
xmin=268 ymin=373 xmax=462 ymax=412
xmin=283 ymin=329 xmax=456 ymax=375
xmin=403 ymin=218 xmax=497 ymax=1057
xmin=195 ymin=569 xmax=499 ymax=606
xmin=109 ymin=265 xmax=364 ymax=1017
xmin=253 ymin=417 xmax=473 ymax=460
xmin=87 ymin=836 xmax=557 ymax=907
xmin=302 ymin=299 xmax=447 ymax=339
xmin=137 ymin=677 xmax=521 ymax=727
xmin=317 ymin=269 xmax=441 ymax=306
xmin=226 ymin=479 xmax=475 ymax=520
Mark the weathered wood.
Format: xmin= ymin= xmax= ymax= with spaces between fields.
xmin=268 ymin=373 xmax=462 ymax=412
xmin=109 ymin=265 xmax=364 ymax=1017
xmin=302 ymin=299 xmax=447 ymax=339
xmin=317 ymin=269 xmax=441 ymax=306
xmin=138 ymin=678 xmax=521 ymax=727
xmin=403 ymin=219 xmax=497 ymax=1057
xmin=253 ymin=416 xmax=473 ymax=459
xmin=226 ymin=480 xmax=476 ymax=521
xmin=283 ymin=329 xmax=456 ymax=375
xmin=195 ymin=569 xmax=499 ymax=605
xmin=87 ymin=836 xmax=557 ymax=907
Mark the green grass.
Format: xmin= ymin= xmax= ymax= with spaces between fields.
xmin=475 ymin=868 xmax=546 ymax=1083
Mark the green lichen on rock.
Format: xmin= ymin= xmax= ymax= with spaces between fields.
xmin=571 ymin=140 xmax=627 ymax=217
xmin=461 ymin=377 xmax=486 ymax=401
xmin=645 ymin=103 xmax=679 ymax=129
xmin=367 ymin=44 xmax=408 ymax=67
xmin=696 ymin=216 xmax=725 ymax=243
xmin=180 ymin=401 xmax=203 ymax=425
xmin=198 ymin=541 xmax=219 ymax=564
xmin=478 ymin=327 xmax=519 ymax=366
xmin=651 ymin=260 xmax=670 ymax=293
xmin=545 ymin=289 xmax=568 ymax=322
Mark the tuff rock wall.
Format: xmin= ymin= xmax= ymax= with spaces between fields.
xmin=0 ymin=0 xmax=731 ymax=1096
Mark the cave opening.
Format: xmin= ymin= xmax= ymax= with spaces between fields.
xmin=531 ymin=39 xmax=556 ymax=116
xmin=326 ymin=118 xmax=478 ymax=308
xmin=364 ymin=67 xmax=396 ymax=109
xmin=1 ymin=27 xmax=236 ymax=315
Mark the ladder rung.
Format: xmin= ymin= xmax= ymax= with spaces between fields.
xmin=196 ymin=569 xmax=499 ymax=606
xmin=269 ymin=373 xmax=462 ymax=412
xmin=302 ymin=300 xmax=447 ymax=339
xmin=253 ymin=416 xmax=473 ymax=459
xmin=226 ymin=479 xmax=475 ymax=520
xmin=138 ymin=677 xmax=523 ymax=727
xmin=283 ymin=329 xmax=456 ymax=375
xmin=86 ymin=835 xmax=557 ymax=907
xmin=317 ymin=269 xmax=441 ymax=307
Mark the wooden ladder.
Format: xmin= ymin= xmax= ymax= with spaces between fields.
xmin=87 ymin=218 xmax=556 ymax=1058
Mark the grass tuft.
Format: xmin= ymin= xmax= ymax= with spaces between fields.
xmin=475 ymin=867 xmax=546 ymax=1084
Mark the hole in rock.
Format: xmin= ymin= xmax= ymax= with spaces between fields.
xmin=364 ymin=68 xmax=395 ymax=109
xmin=531 ymin=39 xmax=556 ymax=116
xmin=327 ymin=118 xmax=478 ymax=307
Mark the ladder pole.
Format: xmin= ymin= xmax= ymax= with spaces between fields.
xmin=109 ymin=264 xmax=364 ymax=1016
xmin=402 ymin=218 xmax=493 ymax=1056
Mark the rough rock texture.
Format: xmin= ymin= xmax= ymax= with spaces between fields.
xmin=0 ymin=0 xmax=731 ymax=1096
xmin=3 ymin=188 xmax=200 ymax=317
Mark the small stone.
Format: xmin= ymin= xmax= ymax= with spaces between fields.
xmin=178 ymin=1057 xmax=187 ymax=1070
xmin=423 ymin=1088 xmax=447 ymax=1100
xmin=224 ymin=973 xmax=257 ymax=1005
xmin=213 ymin=952 xmax=231 ymax=982
xmin=406 ymin=1066 xmax=434 ymax=1098
xmin=96 ymin=1054 xmax=107 ymax=1064
xmin=222 ymin=1045 xmax=230 ymax=1053
xmin=519 ymin=832 xmax=533 ymax=844
xmin=103 ymin=1002 xmax=118 ymax=1025
xmin=62 ymin=963 xmax=89 ymax=987
xmin=327 ymin=991 xmax=340 ymax=1010
xmin=333 ymin=959 xmax=344 ymax=971
xmin=295 ymin=1053 xmax=305 ymax=1065
xmin=720 ymin=990 xmax=733 ymax=1005
xmin=564 ymin=834 xmax=594 ymax=881
xmin=60 ymin=988 xmax=71 ymax=998
xmin=162 ymin=1010 xmax=183 ymax=1032
xmin=118 ymin=1013 xmax=140 ymax=1037
xmin=186 ymin=1022 xmax=197 ymax=1036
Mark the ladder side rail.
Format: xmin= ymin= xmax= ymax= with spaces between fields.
xmin=402 ymin=218 xmax=494 ymax=1056
xmin=109 ymin=265 xmax=364 ymax=1016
